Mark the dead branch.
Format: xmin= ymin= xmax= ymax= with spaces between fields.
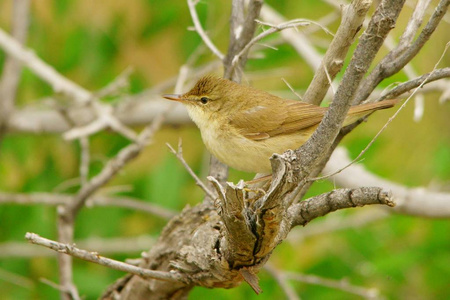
xmin=295 ymin=0 xmax=406 ymax=177
xmin=0 ymin=235 xmax=156 ymax=258
xmin=0 ymin=192 xmax=177 ymax=219
xmin=167 ymin=141 xmax=216 ymax=200
xmin=355 ymin=0 xmax=450 ymax=103
xmin=303 ymin=0 xmax=372 ymax=105
xmin=284 ymin=271 xmax=380 ymax=299
xmin=0 ymin=0 xmax=30 ymax=137
xmin=324 ymin=147 xmax=450 ymax=218
xmin=25 ymin=233 xmax=188 ymax=283
xmin=376 ymin=67 xmax=450 ymax=101
xmin=187 ymin=0 xmax=224 ymax=60
xmin=288 ymin=187 xmax=394 ymax=228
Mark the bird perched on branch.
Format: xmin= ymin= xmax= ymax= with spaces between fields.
xmin=163 ymin=76 xmax=397 ymax=173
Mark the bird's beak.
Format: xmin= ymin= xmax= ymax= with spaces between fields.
xmin=162 ymin=94 xmax=183 ymax=102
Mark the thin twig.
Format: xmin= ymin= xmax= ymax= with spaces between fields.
xmin=187 ymin=0 xmax=224 ymax=60
xmin=231 ymin=19 xmax=310 ymax=68
xmin=265 ymin=264 xmax=300 ymax=300
xmin=0 ymin=26 xmax=139 ymax=142
xmin=79 ymin=137 xmax=90 ymax=186
xmin=167 ymin=140 xmax=216 ymax=200
xmin=0 ymin=268 xmax=34 ymax=289
xmin=284 ymin=272 xmax=380 ymax=300
xmin=95 ymin=66 xmax=134 ymax=98
xmin=63 ymin=108 xmax=169 ymax=218
xmin=25 ymin=233 xmax=189 ymax=284
xmin=260 ymin=5 xmax=323 ymax=70
xmin=376 ymin=67 xmax=450 ymax=101
xmin=281 ymin=78 xmax=303 ymax=100
xmin=1 ymin=235 xmax=156 ymax=258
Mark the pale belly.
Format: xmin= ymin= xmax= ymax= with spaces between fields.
xmin=200 ymin=125 xmax=311 ymax=173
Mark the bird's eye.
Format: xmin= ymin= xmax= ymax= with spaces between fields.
xmin=200 ymin=97 xmax=209 ymax=104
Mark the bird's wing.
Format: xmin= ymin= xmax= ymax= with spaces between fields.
xmin=229 ymin=99 xmax=327 ymax=141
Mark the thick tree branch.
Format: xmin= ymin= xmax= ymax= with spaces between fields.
xmin=324 ymin=147 xmax=450 ymax=218
xmin=296 ymin=0 xmax=406 ymax=176
xmin=355 ymin=0 xmax=450 ymax=103
xmin=303 ymin=0 xmax=372 ymax=105
xmin=289 ymin=187 xmax=394 ymax=228
xmin=208 ymin=0 xmax=263 ymax=195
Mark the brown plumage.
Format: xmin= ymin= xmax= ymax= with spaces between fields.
xmin=163 ymin=76 xmax=397 ymax=173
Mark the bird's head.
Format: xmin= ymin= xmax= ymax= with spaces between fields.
xmin=163 ymin=76 xmax=244 ymax=120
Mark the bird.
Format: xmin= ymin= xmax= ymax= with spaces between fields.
xmin=163 ymin=76 xmax=397 ymax=173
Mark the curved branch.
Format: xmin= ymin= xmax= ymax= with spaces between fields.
xmin=25 ymin=233 xmax=188 ymax=284
xmin=323 ymin=147 xmax=450 ymax=218
xmin=288 ymin=187 xmax=394 ymax=228
xmin=376 ymin=67 xmax=450 ymax=101
xmin=303 ymin=0 xmax=372 ymax=105
xmin=187 ymin=0 xmax=224 ymax=60
xmin=296 ymin=0 xmax=406 ymax=175
xmin=355 ymin=0 xmax=450 ymax=103
xmin=0 ymin=27 xmax=91 ymax=104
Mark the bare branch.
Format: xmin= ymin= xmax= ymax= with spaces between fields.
xmin=303 ymin=0 xmax=372 ymax=105
xmin=187 ymin=0 xmax=224 ymax=60
xmin=260 ymin=5 xmax=323 ymax=70
xmin=355 ymin=0 xmax=450 ymax=103
xmin=0 ymin=0 xmax=30 ymax=135
xmin=1 ymin=235 xmax=156 ymax=258
xmin=79 ymin=137 xmax=90 ymax=186
xmin=289 ymin=187 xmax=395 ymax=228
xmin=62 ymin=109 xmax=168 ymax=220
xmin=296 ymin=0 xmax=406 ymax=175
xmin=324 ymin=148 xmax=450 ymax=218
xmin=0 ymin=191 xmax=177 ymax=219
xmin=231 ymin=19 xmax=310 ymax=69
xmin=314 ymin=42 xmax=450 ymax=181
xmin=0 ymin=268 xmax=34 ymax=289
xmin=223 ymin=0 xmax=264 ymax=81
xmin=265 ymin=264 xmax=300 ymax=300
xmin=25 ymin=233 xmax=189 ymax=284
xmin=281 ymin=77 xmax=303 ymax=100
xmin=284 ymin=272 xmax=380 ymax=299
xmin=208 ymin=177 xmax=257 ymax=266
xmin=167 ymin=141 xmax=216 ymax=200
xmin=376 ymin=67 xmax=450 ymax=101
xmin=0 ymin=27 xmax=91 ymax=104
xmin=398 ymin=0 xmax=433 ymax=51
xmin=94 ymin=66 xmax=134 ymax=99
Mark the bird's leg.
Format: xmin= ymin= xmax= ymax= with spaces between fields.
xmin=245 ymin=174 xmax=272 ymax=185
xmin=243 ymin=173 xmax=272 ymax=203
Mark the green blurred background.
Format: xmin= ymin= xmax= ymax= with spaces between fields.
xmin=0 ymin=0 xmax=449 ymax=299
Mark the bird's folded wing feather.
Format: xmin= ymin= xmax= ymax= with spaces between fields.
xmin=229 ymin=99 xmax=327 ymax=141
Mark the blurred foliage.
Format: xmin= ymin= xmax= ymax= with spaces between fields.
xmin=0 ymin=0 xmax=449 ymax=299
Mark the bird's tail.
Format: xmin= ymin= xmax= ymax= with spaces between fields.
xmin=344 ymin=99 xmax=399 ymax=126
